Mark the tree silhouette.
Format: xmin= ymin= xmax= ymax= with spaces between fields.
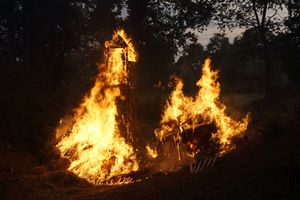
xmin=126 ymin=0 xmax=214 ymax=88
xmin=214 ymin=0 xmax=287 ymax=95
xmin=285 ymin=0 xmax=300 ymax=45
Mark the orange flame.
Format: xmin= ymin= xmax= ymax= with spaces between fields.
xmin=155 ymin=58 xmax=249 ymax=157
xmin=146 ymin=145 xmax=158 ymax=159
xmin=56 ymin=29 xmax=139 ymax=185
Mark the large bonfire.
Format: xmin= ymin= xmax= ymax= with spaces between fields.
xmin=56 ymin=29 xmax=250 ymax=184
xmin=56 ymin=30 xmax=139 ymax=185
xmin=152 ymin=58 xmax=250 ymax=163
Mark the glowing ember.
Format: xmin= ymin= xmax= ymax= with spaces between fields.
xmin=155 ymin=58 xmax=250 ymax=157
xmin=146 ymin=145 xmax=158 ymax=159
xmin=56 ymin=29 xmax=139 ymax=185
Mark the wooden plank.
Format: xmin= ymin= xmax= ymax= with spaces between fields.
xmin=195 ymin=158 xmax=203 ymax=173
xmin=210 ymin=156 xmax=217 ymax=168
xmin=199 ymin=157 xmax=210 ymax=172
xmin=205 ymin=157 xmax=213 ymax=170
xmin=189 ymin=162 xmax=194 ymax=173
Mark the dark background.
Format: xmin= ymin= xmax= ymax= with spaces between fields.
xmin=0 ymin=0 xmax=299 ymax=199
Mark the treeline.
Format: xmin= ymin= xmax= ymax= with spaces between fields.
xmin=0 ymin=0 xmax=299 ymax=89
xmin=0 ymin=0 xmax=215 ymax=88
xmin=176 ymin=27 xmax=300 ymax=94
xmin=176 ymin=0 xmax=299 ymax=95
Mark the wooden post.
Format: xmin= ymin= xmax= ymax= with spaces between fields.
xmin=106 ymin=37 xmax=136 ymax=145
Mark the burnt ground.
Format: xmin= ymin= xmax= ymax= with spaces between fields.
xmin=1 ymin=64 xmax=300 ymax=200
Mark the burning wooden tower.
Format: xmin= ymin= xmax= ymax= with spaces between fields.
xmin=105 ymin=31 xmax=137 ymax=144
xmin=56 ymin=29 xmax=139 ymax=185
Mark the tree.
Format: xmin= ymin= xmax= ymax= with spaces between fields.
xmin=126 ymin=0 xmax=215 ymax=88
xmin=175 ymin=43 xmax=205 ymax=94
xmin=22 ymin=0 xmax=87 ymax=67
xmin=0 ymin=0 xmax=82 ymax=66
xmin=0 ymin=0 xmax=22 ymax=61
xmin=285 ymin=0 xmax=300 ymax=45
xmin=214 ymin=0 xmax=287 ymax=95
xmin=206 ymin=33 xmax=231 ymax=67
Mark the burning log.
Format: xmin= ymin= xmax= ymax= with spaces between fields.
xmin=182 ymin=123 xmax=217 ymax=153
xmin=153 ymin=58 xmax=250 ymax=164
xmin=156 ymin=120 xmax=218 ymax=154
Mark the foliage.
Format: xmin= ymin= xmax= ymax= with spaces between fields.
xmin=126 ymin=0 xmax=215 ymax=88
xmin=175 ymin=43 xmax=206 ymax=94
xmin=214 ymin=0 xmax=286 ymax=32
xmin=175 ymin=27 xmax=294 ymax=93
xmin=213 ymin=0 xmax=288 ymax=94
xmin=285 ymin=0 xmax=300 ymax=45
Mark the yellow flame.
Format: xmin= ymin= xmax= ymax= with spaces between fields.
xmin=146 ymin=145 xmax=158 ymax=159
xmin=155 ymin=58 xmax=249 ymax=156
xmin=56 ymin=29 xmax=139 ymax=185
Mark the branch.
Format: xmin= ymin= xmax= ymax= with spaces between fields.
xmin=266 ymin=4 xmax=280 ymax=27
xmin=252 ymin=0 xmax=261 ymax=28
xmin=261 ymin=0 xmax=268 ymax=28
xmin=147 ymin=0 xmax=159 ymax=6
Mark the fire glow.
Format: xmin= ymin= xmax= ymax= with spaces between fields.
xmin=153 ymin=58 xmax=250 ymax=160
xmin=56 ymin=30 xmax=139 ymax=185
xmin=56 ymin=29 xmax=250 ymax=185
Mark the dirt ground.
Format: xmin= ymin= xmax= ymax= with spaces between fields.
xmin=1 ymin=128 xmax=299 ymax=200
